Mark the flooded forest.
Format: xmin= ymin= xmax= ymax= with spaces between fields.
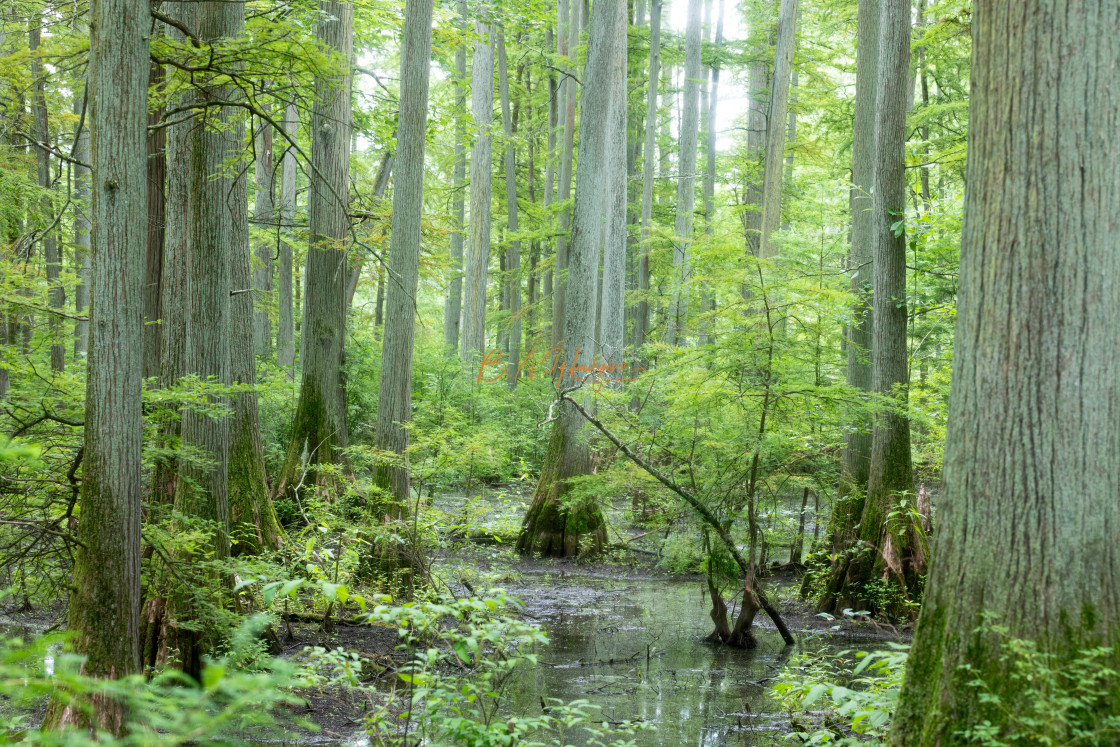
xmin=1 ymin=0 xmax=1119 ymax=744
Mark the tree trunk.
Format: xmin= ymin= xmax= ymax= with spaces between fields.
xmin=30 ymin=19 xmax=64 ymax=373
xmin=273 ymin=0 xmax=353 ymax=496
xmin=741 ymin=55 xmax=767 ymax=258
xmin=551 ymin=0 xmax=581 ymax=348
xmin=497 ymin=31 xmax=521 ymax=389
xmin=837 ymin=0 xmax=916 ymax=617
xmin=145 ymin=60 xmax=167 ymax=379
xmin=516 ymin=0 xmax=623 ymax=558
xmin=888 ymin=2 xmax=1120 ymax=741
xmin=253 ymin=116 xmax=274 ymax=357
xmin=699 ymin=0 xmax=723 ymax=347
xmin=72 ymin=85 xmax=91 ymax=360
xmin=231 ymin=115 xmax=282 ymax=555
xmin=443 ymin=0 xmax=467 ymax=353
xmin=460 ymin=16 xmax=494 ymax=366
xmin=817 ymin=0 xmax=878 ymax=613
xmin=758 ymin=0 xmax=798 ymax=259
xmin=277 ymin=102 xmax=297 ymax=373
xmin=368 ymin=0 xmax=434 ymax=593
xmin=599 ymin=16 xmax=627 ymax=378
xmin=41 ymin=0 xmax=147 ymax=729
xmin=666 ymin=0 xmax=701 ymax=345
xmin=634 ymin=0 xmax=660 ymax=354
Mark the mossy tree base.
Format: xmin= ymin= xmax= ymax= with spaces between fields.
xmin=516 ymin=412 xmax=607 ymax=558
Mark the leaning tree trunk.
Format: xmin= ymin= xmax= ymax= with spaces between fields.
xmin=666 ymin=0 xmax=701 ymax=346
xmin=41 ymin=0 xmax=147 ymax=730
xmin=835 ymin=0 xmax=918 ymax=617
xmin=460 ymin=16 xmax=494 ymax=366
xmin=815 ymin=0 xmax=878 ymax=612
xmin=442 ymin=0 xmax=467 ymax=353
xmin=367 ymin=0 xmax=434 ymax=594
xmin=888 ymin=2 xmax=1120 ymax=742
xmin=516 ymin=0 xmax=624 ymax=558
xmin=273 ymin=0 xmax=353 ymax=497
xmin=758 ymin=0 xmax=798 ymax=259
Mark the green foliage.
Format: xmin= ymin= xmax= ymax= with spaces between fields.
xmin=772 ymin=645 xmax=910 ymax=745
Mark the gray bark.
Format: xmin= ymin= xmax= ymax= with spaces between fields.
xmin=460 ymin=17 xmax=494 ymax=366
xmin=699 ymin=0 xmax=723 ymax=347
xmin=551 ymin=0 xmax=581 ymax=348
xmin=742 ymin=55 xmax=767 ymax=258
xmin=497 ymin=31 xmax=521 ymax=388
xmin=373 ymin=0 xmax=433 ymax=529
xmin=442 ymin=0 xmax=467 ymax=353
xmin=667 ymin=0 xmax=702 ymax=345
xmin=844 ymin=0 xmax=878 ymax=490
xmin=275 ymin=0 xmax=353 ymax=493
xmin=889 ymin=2 xmax=1120 ymax=741
xmin=277 ymin=101 xmax=297 ymax=372
xmin=634 ymin=0 xmax=660 ymax=353
xmin=145 ymin=60 xmax=166 ymax=380
xmin=253 ymin=117 xmax=274 ymax=357
xmin=758 ymin=0 xmax=799 ymax=258
xmin=600 ymin=16 xmax=628 ymax=378
xmin=44 ymin=0 xmax=147 ymax=729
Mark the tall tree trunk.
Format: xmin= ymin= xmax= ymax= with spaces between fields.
xmin=231 ymin=115 xmax=282 ymax=555
xmin=442 ymin=0 xmax=467 ymax=353
xmin=551 ymin=0 xmax=581 ymax=348
xmin=29 ymin=18 xmax=64 ymax=373
xmin=516 ymin=0 xmax=623 ymax=558
xmin=368 ymin=0 xmax=434 ymax=593
xmin=888 ymin=2 xmax=1120 ymax=741
xmin=274 ymin=0 xmax=353 ymax=496
xmin=741 ymin=53 xmax=767 ymax=258
xmin=460 ymin=16 xmax=494 ymax=365
xmin=497 ymin=31 xmax=521 ymax=388
xmin=41 ymin=0 xmax=147 ymax=729
xmin=758 ymin=0 xmax=799 ymax=259
xmin=253 ymin=117 xmax=274 ymax=357
xmin=600 ymin=17 xmax=627 ymax=377
xmin=277 ymin=101 xmax=297 ymax=373
xmin=145 ymin=60 xmax=167 ymax=379
xmin=818 ymin=0 xmax=878 ymax=613
xmin=837 ymin=0 xmax=916 ymax=616
xmin=699 ymin=0 xmax=723 ymax=347
xmin=666 ymin=0 xmax=701 ymax=345
xmin=72 ymin=86 xmax=91 ymax=360
xmin=634 ymin=0 xmax=660 ymax=353
xmin=541 ymin=25 xmax=557 ymax=317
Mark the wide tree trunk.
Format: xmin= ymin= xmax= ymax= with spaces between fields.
xmin=442 ymin=0 xmax=467 ymax=353
xmin=368 ymin=0 xmax=434 ymax=593
xmin=273 ymin=0 xmax=353 ymax=496
xmin=699 ymin=0 xmax=723 ymax=347
xmin=41 ymin=0 xmax=147 ymax=730
xmin=758 ymin=0 xmax=799 ymax=259
xmin=816 ymin=0 xmax=877 ymax=612
xmin=460 ymin=17 xmax=494 ymax=366
xmin=633 ymin=0 xmax=660 ymax=354
xmin=835 ymin=0 xmax=917 ymax=616
xmin=666 ymin=0 xmax=701 ymax=345
xmin=551 ymin=0 xmax=581 ymax=348
xmin=599 ymin=15 xmax=627 ymax=377
xmin=277 ymin=102 xmax=297 ymax=373
xmin=888 ymin=2 xmax=1120 ymax=742
xmin=517 ymin=0 xmax=623 ymax=558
